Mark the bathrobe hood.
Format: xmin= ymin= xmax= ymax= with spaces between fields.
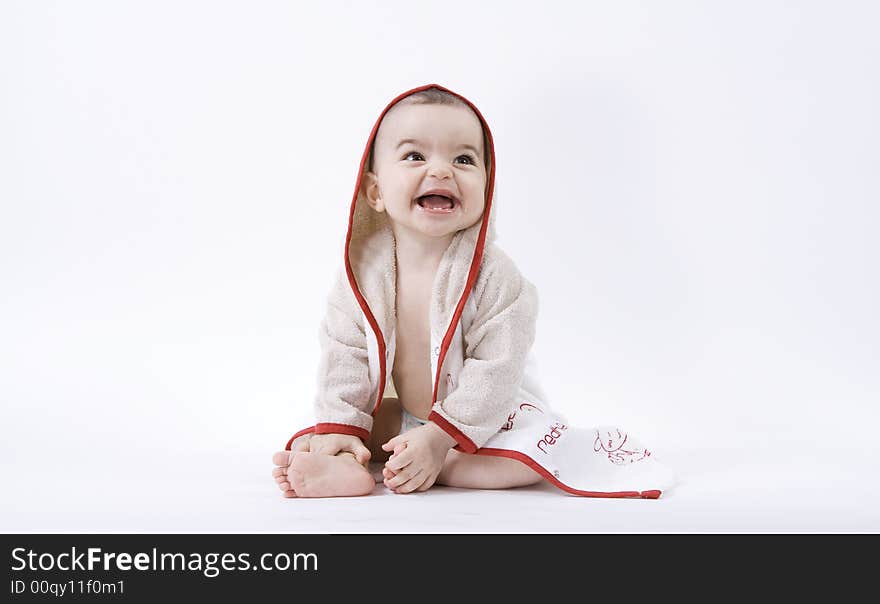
xmin=290 ymin=82 xmax=534 ymax=454
xmin=346 ymin=83 xmax=498 ymax=425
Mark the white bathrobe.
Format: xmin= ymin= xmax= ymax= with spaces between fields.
xmin=285 ymin=83 xmax=676 ymax=498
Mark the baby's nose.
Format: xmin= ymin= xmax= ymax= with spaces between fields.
xmin=427 ymin=162 xmax=452 ymax=178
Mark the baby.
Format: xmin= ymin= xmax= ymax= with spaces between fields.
xmin=271 ymin=84 xmax=676 ymax=499
xmin=271 ymin=83 xmax=545 ymax=497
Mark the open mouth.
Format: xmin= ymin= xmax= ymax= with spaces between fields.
xmin=415 ymin=194 xmax=458 ymax=211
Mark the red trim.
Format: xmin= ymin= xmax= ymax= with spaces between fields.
xmin=426 ymin=86 xmax=495 ymax=412
xmin=287 ymin=427 xmax=662 ymax=498
xmin=284 ymin=426 xmax=316 ymax=450
xmin=343 ymin=84 xmax=496 ymax=422
xmin=345 ymin=125 xmax=387 ymax=417
xmin=429 ymin=411 xmax=477 ymax=454
xmin=476 ymin=448 xmax=663 ymax=499
xmin=313 ymin=423 xmax=370 ymax=442
xmin=284 ymin=423 xmax=370 ymax=451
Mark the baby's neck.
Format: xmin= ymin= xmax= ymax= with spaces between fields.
xmin=393 ymin=229 xmax=454 ymax=277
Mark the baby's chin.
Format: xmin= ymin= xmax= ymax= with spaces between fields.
xmin=386 ymin=213 xmax=478 ymax=240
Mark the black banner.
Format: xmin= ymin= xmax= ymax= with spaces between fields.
xmin=1 ymin=534 xmax=871 ymax=600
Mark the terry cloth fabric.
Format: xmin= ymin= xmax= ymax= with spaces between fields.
xmin=284 ymin=83 xmax=677 ymax=498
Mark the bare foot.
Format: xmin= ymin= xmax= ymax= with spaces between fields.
xmin=271 ymin=451 xmax=298 ymax=498
xmin=289 ymin=452 xmax=375 ymax=498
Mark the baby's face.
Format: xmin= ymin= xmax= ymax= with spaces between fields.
xmin=363 ymin=103 xmax=488 ymax=241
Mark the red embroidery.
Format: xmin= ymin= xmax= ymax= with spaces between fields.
xmin=536 ymin=421 xmax=567 ymax=454
xmin=501 ymin=412 xmax=516 ymax=432
xmin=593 ymin=428 xmax=651 ymax=465
xmin=446 ymin=372 xmax=455 ymax=390
xmin=502 ymin=402 xmax=543 ymax=432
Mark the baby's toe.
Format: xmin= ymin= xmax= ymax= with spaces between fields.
xmin=272 ymin=451 xmax=293 ymax=467
xmin=289 ymin=468 xmax=307 ymax=493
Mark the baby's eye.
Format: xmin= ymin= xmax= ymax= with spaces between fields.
xmin=455 ymin=154 xmax=476 ymax=165
xmin=403 ymin=151 xmax=424 ymax=161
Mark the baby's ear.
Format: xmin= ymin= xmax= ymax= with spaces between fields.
xmin=361 ymin=171 xmax=384 ymax=212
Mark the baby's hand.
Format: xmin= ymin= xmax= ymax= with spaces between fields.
xmin=381 ymin=422 xmax=457 ymax=494
xmin=308 ymin=433 xmax=371 ymax=465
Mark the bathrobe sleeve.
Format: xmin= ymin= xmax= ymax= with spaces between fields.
xmin=429 ymin=251 xmax=539 ymax=453
xmin=311 ymin=267 xmax=375 ymax=441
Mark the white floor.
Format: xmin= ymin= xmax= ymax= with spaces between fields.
xmin=3 ymin=439 xmax=878 ymax=533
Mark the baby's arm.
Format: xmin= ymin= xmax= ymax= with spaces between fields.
xmin=311 ymin=267 xmax=376 ymax=439
xmin=428 ymin=252 xmax=539 ymax=452
xmin=271 ymin=268 xmax=379 ymax=498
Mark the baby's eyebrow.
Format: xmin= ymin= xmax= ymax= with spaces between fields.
xmin=395 ymin=138 xmax=481 ymax=157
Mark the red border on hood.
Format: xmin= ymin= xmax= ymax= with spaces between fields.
xmin=344 ymin=84 xmax=496 ymax=426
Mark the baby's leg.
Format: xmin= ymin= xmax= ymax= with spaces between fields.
xmin=366 ymin=397 xmax=403 ymax=463
xmin=377 ymin=409 xmax=544 ymax=490
xmin=380 ymin=448 xmax=543 ymax=490
xmin=435 ymin=449 xmax=543 ymax=489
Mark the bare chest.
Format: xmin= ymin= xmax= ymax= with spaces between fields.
xmin=391 ymin=275 xmax=434 ymax=418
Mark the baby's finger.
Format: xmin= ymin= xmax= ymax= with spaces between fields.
xmin=353 ymin=445 xmax=371 ymax=465
xmin=291 ymin=436 xmax=311 ymax=454
xmin=312 ymin=444 xmax=339 ymax=457
xmin=416 ymin=473 xmax=438 ymax=492
xmin=382 ymin=467 xmax=396 ymax=480
xmin=384 ymin=466 xmax=422 ymax=490
xmin=272 ymin=451 xmax=292 ymax=467
xmin=381 ymin=434 xmax=406 ymax=452
xmin=390 ymin=469 xmax=428 ymax=494
xmin=384 ymin=451 xmax=413 ymax=472
xmin=272 ymin=467 xmax=287 ymax=478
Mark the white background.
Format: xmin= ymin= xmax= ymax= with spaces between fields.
xmin=2 ymin=1 xmax=878 ymax=532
